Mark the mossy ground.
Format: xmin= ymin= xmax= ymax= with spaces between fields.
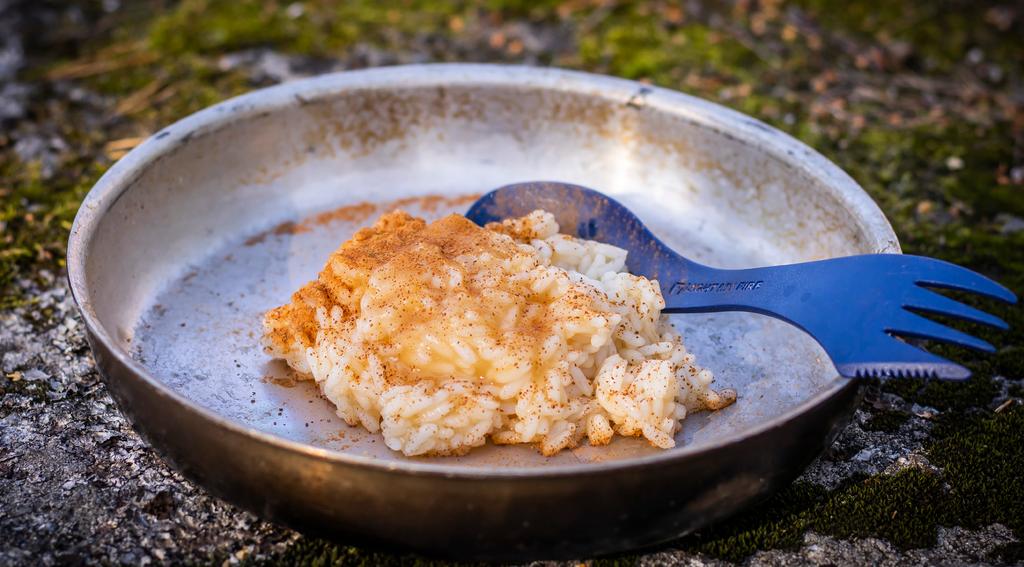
xmin=3 ymin=0 xmax=1021 ymax=563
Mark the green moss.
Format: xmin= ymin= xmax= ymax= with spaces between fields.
xmin=882 ymin=372 xmax=1000 ymax=414
xmin=576 ymin=6 xmax=761 ymax=85
xmin=992 ymin=540 xmax=1024 ymax=563
xmin=688 ymin=470 xmax=948 ymax=561
xmin=0 ymin=155 xmax=105 ymax=306
xmin=250 ymin=538 xmax=472 ymax=567
xmin=863 ymin=408 xmax=911 ymax=432
xmin=139 ymin=58 xmax=253 ymax=123
xmin=684 ymin=402 xmax=1023 ymax=562
xmin=148 ymin=0 xmax=468 ymax=58
xmin=483 ymin=0 xmax=562 ymax=19
xmin=910 ymin=124 xmax=1023 ymax=219
xmin=801 ymin=121 xmax=1024 ymax=230
xmin=815 ymin=471 xmax=946 ymax=548
xmin=687 ymin=482 xmax=829 ymax=561
xmin=930 ymin=406 xmax=1024 ymax=535
xmin=149 ymin=0 xmax=310 ymax=55
xmin=791 ymin=0 xmax=1022 ymax=73
xmin=87 ymin=62 xmax=155 ymax=97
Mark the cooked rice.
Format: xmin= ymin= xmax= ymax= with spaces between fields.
xmin=263 ymin=209 xmax=736 ymax=457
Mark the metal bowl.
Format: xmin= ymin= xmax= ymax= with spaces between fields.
xmin=68 ymin=64 xmax=898 ymax=560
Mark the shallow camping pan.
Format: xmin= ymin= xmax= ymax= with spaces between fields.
xmin=67 ymin=64 xmax=898 ymax=560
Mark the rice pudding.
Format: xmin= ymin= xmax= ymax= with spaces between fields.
xmin=263 ymin=209 xmax=736 ymax=457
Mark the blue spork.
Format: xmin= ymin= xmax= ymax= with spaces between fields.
xmin=466 ymin=181 xmax=1016 ymax=380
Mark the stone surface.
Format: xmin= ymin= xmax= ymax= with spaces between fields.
xmin=1 ymin=0 xmax=1022 ymax=565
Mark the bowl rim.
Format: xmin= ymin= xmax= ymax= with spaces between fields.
xmin=67 ymin=63 xmax=899 ymax=478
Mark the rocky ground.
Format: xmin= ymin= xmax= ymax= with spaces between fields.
xmin=1 ymin=1 xmax=1022 ymax=565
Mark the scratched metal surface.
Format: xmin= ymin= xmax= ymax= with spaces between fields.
xmin=74 ymin=65 xmax=898 ymax=471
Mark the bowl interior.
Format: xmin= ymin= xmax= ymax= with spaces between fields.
xmin=79 ymin=68 xmax=893 ymax=469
